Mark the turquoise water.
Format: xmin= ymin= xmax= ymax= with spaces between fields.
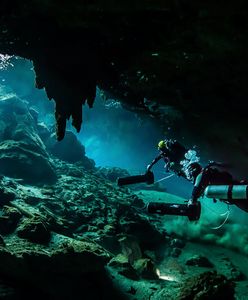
xmin=0 ymin=55 xmax=247 ymax=299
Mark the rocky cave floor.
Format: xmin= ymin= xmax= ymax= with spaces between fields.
xmin=0 ymin=94 xmax=248 ymax=299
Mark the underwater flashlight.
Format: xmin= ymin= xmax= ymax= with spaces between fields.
xmin=117 ymin=171 xmax=154 ymax=186
xmin=147 ymin=202 xmax=201 ymax=221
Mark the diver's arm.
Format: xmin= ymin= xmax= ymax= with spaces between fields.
xmin=164 ymin=157 xmax=171 ymax=172
xmin=147 ymin=153 xmax=163 ymax=171
xmin=191 ymin=172 xmax=204 ymax=203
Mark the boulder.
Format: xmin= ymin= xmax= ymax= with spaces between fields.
xmin=17 ymin=216 xmax=51 ymax=244
xmin=186 ymin=255 xmax=214 ymax=268
xmin=0 ymin=237 xmax=112 ymax=299
xmin=133 ymin=258 xmax=158 ymax=280
xmin=170 ymin=247 xmax=182 ymax=258
xmin=46 ymin=131 xmax=95 ymax=169
xmin=108 ymin=254 xmax=138 ymax=280
xmin=97 ymin=167 xmax=130 ymax=182
xmin=118 ymin=235 xmax=142 ymax=264
xmin=178 ymin=271 xmax=235 ymax=300
xmin=0 ymin=205 xmax=22 ymax=235
xmin=0 ymin=95 xmax=57 ymax=184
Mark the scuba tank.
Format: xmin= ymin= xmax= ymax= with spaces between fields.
xmin=204 ymin=185 xmax=248 ymax=200
xmin=117 ymin=170 xmax=154 ymax=186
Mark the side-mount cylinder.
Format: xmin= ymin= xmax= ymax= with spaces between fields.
xmin=117 ymin=171 xmax=154 ymax=186
xmin=204 ymin=185 xmax=248 ymax=200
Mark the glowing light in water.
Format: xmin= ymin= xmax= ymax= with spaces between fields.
xmin=156 ymin=269 xmax=178 ymax=282
xmin=0 ymin=54 xmax=14 ymax=70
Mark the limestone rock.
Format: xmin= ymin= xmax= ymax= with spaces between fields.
xmin=186 ymin=255 xmax=214 ymax=268
xmin=97 ymin=167 xmax=130 ymax=182
xmin=170 ymin=247 xmax=182 ymax=258
xmin=0 ymin=238 xmax=112 ymax=299
xmin=108 ymin=254 xmax=138 ymax=280
xmin=170 ymin=238 xmax=186 ymax=249
xmin=133 ymin=258 xmax=158 ymax=280
xmin=0 ymin=186 xmax=16 ymax=206
xmin=17 ymin=216 xmax=51 ymax=244
xmin=0 ymin=205 xmax=22 ymax=235
xmin=46 ymin=131 xmax=87 ymax=163
xmin=220 ymin=257 xmax=246 ymax=281
xmin=118 ymin=235 xmax=142 ymax=265
xmin=178 ymin=271 xmax=235 ymax=300
xmin=0 ymin=96 xmax=57 ymax=184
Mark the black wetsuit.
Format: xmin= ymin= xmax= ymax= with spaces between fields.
xmin=191 ymin=165 xmax=248 ymax=212
xmin=149 ymin=140 xmax=187 ymax=174
xmin=191 ymin=166 xmax=233 ymax=202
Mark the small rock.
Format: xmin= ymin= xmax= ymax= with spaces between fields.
xmin=24 ymin=196 xmax=41 ymax=205
xmin=108 ymin=254 xmax=138 ymax=280
xmin=103 ymin=224 xmax=116 ymax=235
xmin=0 ymin=206 xmax=22 ymax=234
xmin=186 ymin=255 xmax=214 ymax=268
xmin=178 ymin=271 xmax=235 ymax=300
xmin=118 ymin=235 xmax=142 ymax=264
xmin=133 ymin=258 xmax=158 ymax=280
xmin=222 ymin=260 xmax=246 ymax=281
xmin=170 ymin=247 xmax=182 ymax=258
xmin=17 ymin=216 xmax=51 ymax=244
xmin=127 ymin=286 xmax=136 ymax=295
xmin=132 ymin=197 xmax=145 ymax=208
xmin=2 ymin=206 xmax=22 ymax=222
xmin=0 ymin=187 xmax=16 ymax=206
xmin=83 ymin=193 xmax=95 ymax=202
xmin=230 ymin=266 xmax=245 ymax=281
xmin=170 ymin=238 xmax=186 ymax=249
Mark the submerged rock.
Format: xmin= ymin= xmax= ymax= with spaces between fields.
xmin=186 ymin=255 xmax=214 ymax=268
xmin=170 ymin=239 xmax=186 ymax=249
xmin=170 ymin=247 xmax=182 ymax=258
xmin=118 ymin=235 xmax=142 ymax=265
xmin=108 ymin=254 xmax=138 ymax=280
xmin=46 ymin=131 xmax=94 ymax=168
xmin=133 ymin=258 xmax=158 ymax=280
xmin=0 ymin=96 xmax=57 ymax=184
xmin=97 ymin=167 xmax=130 ymax=182
xmin=0 ymin=140 xmax=57 ymax=184
xmin=220 ymin=257 xmax=246 ymax=281
xmin=0 ymin=206 xmax=22 ymax=235
xmin=0 ymin=186 xmax=16 ymax=206
xmin=178 ymin=271 xmax=235 ymax=300
xmin=0 ymin=237 xmax=112 ymax=299
xmin=0 ymin=206 xmax=22 ymax=234
xmin=17 ymin=216 xmax=51 ymax=244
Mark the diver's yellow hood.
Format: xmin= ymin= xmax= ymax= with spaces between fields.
xmin=158 ymin=140 xmax=167 ymax=150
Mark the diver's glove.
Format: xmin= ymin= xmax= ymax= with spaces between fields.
xmin=164 ymin=162 xmax=170 ymax=173
xmin=187 ymin=199 xmax=198 ymax=206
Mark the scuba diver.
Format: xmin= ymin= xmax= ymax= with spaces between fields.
xmin=186 ymin=161 xmax=248 ymax=212
xmin=117 ymin=156 xmax=248 ymax=221
xmin=147 ymin=139 xmax=187 ymax=176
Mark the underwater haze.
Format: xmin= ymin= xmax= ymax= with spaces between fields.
xmin=0 ymin=56 xmax=248 ymax=299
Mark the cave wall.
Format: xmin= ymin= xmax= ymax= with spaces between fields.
xmin=1 ymin=0 xmax=248 ymax=175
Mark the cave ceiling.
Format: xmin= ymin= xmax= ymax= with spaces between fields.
xmin=1 ymin=0 xmax=248 ymax=174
